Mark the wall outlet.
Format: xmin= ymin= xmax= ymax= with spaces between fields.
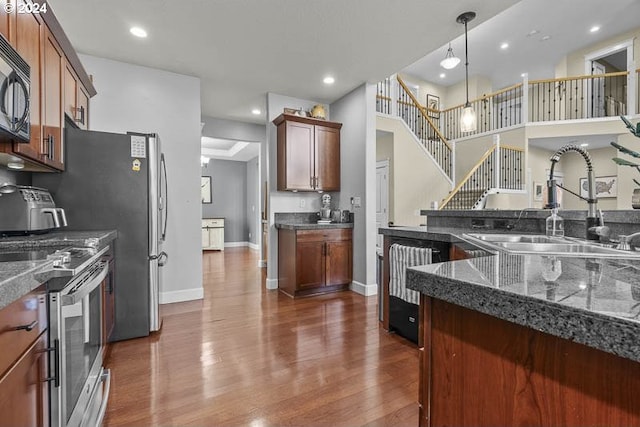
xmin=414 ymin=209 xmax=421 ymax=216
xmin=249 ymin=232 xmax=252 ymax=239
xmin=299 ymin=198 xmax=306 ymax=208
xmin=351 ymin=196 xmax=362 ymax=208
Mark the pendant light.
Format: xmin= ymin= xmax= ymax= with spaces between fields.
xmin=458 ymin=11 xmax=476 ymax=133
xmin=440 ymin=43 xmax=460 ymax=69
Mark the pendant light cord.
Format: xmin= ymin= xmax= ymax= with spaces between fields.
xmin=464 ymin=18 xmax=469 ymax=107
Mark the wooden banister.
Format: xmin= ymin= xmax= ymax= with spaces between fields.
xmin=500 ymin=144 xmax=525 ymax=152
xmin=396 ymin=75 xmax=452 ymax=151
xmin=529 ymin=70 xmax=629 ymax=85
xmin=441 ymin=83 xmax=524 ymax=113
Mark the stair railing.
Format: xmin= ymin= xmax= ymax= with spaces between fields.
xmin=440 ymin=146 xmax=496 ymax=210
xmin=395 ymin=75 xmax=452 ymax=179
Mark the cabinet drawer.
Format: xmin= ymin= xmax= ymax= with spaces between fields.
xmin=203 ymin=218 xmax=224 ymax=228
xmin=296 ymin=228 xmax=352 ymax=242
xmin=0 ymin=286 xmax=47 ymax=378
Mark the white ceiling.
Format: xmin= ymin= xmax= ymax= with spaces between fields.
xmin=403 ymin=0 xmax=640 ymax=91
xmin=201 ymin=137 xmax=260 ymax=162
xmin=529 ymin=134 xmax=620 ymax=151
xmin=46 ymin=0 xmax=517 ymax=125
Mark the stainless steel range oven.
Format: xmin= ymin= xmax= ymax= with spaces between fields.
xmin=47 ymin=246 xmax=111 ymax=427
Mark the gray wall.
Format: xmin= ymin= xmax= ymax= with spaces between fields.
xmin=201 ymin=159 xmax=247 ymax=242
xmin=330 ymin=84 xmax=377 ymax=295
xmin=79 ymin=54 xmax=203 ymax=304
xmin=246 ymin=156 xmax=259 ymax=245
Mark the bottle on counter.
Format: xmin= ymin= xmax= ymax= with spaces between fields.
xmin=545 ymin=208 xmax=564 ymax=238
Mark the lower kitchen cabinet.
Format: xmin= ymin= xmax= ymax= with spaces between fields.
xmin=278 ymin=228 xmax=352 ymax=297
xmin=202 ymin=218 xmax=224 ymax=250
xmin=0 ymin=285 xmax=48 ymax=427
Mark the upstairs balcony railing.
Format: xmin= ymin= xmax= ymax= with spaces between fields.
xmin=378 ymin=70 xmax=637 ymax=142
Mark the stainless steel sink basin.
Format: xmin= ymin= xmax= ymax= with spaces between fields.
xmin=464 ymin=233 xmax=640 ymax=258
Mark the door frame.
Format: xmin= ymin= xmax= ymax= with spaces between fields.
xmin=376 ymin=160 xmax=390 ymax=251
xmin=584 ymin=38 xmax=635 ymax=115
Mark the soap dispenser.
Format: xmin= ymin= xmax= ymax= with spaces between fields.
xmin=546 ymin=208 xmax=564 ymax=238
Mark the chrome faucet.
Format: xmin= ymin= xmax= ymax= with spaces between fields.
xmin=547 ymin=144 xmax=601 ymax=240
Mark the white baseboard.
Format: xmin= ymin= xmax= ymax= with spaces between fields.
xmin=258 ymin=259 xmax=267 ymax=268
xmin=350 ymin=280 xmax=378 ymax=296
xmin=266 ymin=278 xmax=278 ymax=290
xmin=224 ymin=241 xmax=259 ymax=250
xmin=160 ymin=287 xmax=204 ymax=304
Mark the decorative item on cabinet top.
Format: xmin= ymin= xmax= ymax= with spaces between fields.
xmin=310 ymin=104 xmax=326 ymax=119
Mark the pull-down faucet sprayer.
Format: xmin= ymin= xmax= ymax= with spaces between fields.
xmin=546 ymin=144 xmax=601 ymax=241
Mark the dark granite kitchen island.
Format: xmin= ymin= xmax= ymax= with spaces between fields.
xmin=398 ymin=227 xmax=640 ymax=426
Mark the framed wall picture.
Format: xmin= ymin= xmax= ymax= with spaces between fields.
xmin=580 ymin=176 xmax=617 ymax=198
xmin=426 ymin=94 xmax=440 ymax=118
xmin=533 ymin=181 xmax=544 ymax=201
xmin=201 ymin=176 xmax=212 ymax=203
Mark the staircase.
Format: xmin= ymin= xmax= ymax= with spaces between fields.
xmin=375 ymin=75 xmax=524 ymax=211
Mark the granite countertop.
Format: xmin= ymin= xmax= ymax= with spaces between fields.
xmin=389 ymin=226 xmax=640 ymax=363
xmin=0 ymin=230 xmax=117 ymax=310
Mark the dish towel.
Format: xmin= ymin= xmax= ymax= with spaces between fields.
xmin=389 ymin=244 xmax=432 ymax=305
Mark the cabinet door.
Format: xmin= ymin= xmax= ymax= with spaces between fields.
xmin=296 ymin=241 xmax=325 ymax=289
xmin=63 ymin=62 xmax=77 ymax=121
xmin=77 ymin=85 xmax=89 ymax=129
xmin=11 ymin=4 xmax=43 ymax=163
xmin=0 ymin=0 xmax=15 ymax=42
xmin=0 ymin=332 xmax=49 ymax=427
xmin=280 ymin=121 xmax=314 ymax=191
xmin=315 ymin=125 xmax=340 ymax=191
xmin=202 ymin=228 xmax=211 ymax=248
xmin=42 ymin=26 xmax=63 ymax=170
xmin=325 ymin=240 xmax=352 ymax=286
xmin=210 ymin=228 xmax=224 ymax=250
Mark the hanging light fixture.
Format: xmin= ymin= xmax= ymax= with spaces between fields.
xmin=458 ymin=11 xmax=477 ymax=133
xmin=440 ymin=42 xmax=460 ymax=69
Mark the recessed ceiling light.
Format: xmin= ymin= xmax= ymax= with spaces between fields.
xmin=500 ymin=42 xmax=509 ymax=50
xmin=323 ymin=76 xmax=335 ymax=85
xmin=526 ymin=29 xmax=539 ymax=37
xmin=439 ymin=73 xmax=446 ymax=79
xmin=251 ymin=109 xmax=261 ymax=115
xmin=580 ymin=143 xmax=589 ymax=147
xmin=521 ymin=73 xmax=527 ymax=78
xmin=541 ymin=35 xmax=551 ymax=41
xmin=130 ymin=27 xmax=148 ymax=38
xmin=590 ymin=25 xmax=600 ymax=33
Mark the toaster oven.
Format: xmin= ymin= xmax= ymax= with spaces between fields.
xmin=0 ymin=185 xmax=67 ymax=233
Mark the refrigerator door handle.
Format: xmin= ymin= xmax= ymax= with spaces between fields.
xmin=158 ymin=251 xmax=168 ymax=267
xmin=161 ymin=153 xmax=168 ymax=242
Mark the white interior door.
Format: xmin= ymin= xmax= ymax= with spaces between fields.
xmin=376 ymin=161 xmax=389 ymax=251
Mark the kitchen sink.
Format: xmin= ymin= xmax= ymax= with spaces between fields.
xmin=464 ymin=233 xmax=640 ymax=258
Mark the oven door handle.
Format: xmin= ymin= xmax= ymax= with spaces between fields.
xmin=61 ymin=261 xmax=109 ymax=306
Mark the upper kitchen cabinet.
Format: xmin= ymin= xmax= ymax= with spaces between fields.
xmin=0 ymin=1 xmax=96 ymax=171
xmin=64 ymin=62 xmax=88 ymax=130
xmin=273 ymin=114 xmax=342 ymax=192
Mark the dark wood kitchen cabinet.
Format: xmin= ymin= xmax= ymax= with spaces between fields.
xmin=273 ymin=114 xmax=342 ymax=192
xmin=0 ymin=0 xmax=96 ymax=171
xmin=278 ymin=228 xmax=352 ymax=297
xmin=0 ymin=285 xmax=49 ymax=427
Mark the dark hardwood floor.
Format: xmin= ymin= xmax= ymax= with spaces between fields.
xmin=104 ymin=247 xmax=418 ymax=426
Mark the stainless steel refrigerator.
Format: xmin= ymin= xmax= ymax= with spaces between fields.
xmin=34 ymin=127 xmax=168 ymax=341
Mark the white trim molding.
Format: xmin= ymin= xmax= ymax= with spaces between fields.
xmin=266 ymin=278 xmax=278 ymax=290
xmin=224 ymin=241 xmax=260 ymax=249
xmin=350 ymin=281 xmax=378 ymax=296
xmin=160 ymin=287 xmax=204 ymax=304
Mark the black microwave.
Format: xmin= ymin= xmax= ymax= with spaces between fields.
xmin=0 ymin=34 xmax=29 ymax=143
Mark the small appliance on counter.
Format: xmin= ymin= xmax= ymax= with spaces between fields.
xmin=319 ymin=194 xmax=332 ymax=224
xmin=0 ymin=185 xmax=67 ymax=234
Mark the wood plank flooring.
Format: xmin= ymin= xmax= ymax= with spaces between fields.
xmin=104 ymin=247 xmax=418 ymax=426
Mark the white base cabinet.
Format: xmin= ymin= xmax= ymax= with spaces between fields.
xmin=202 ymin=218 xmax=224 ymax=250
